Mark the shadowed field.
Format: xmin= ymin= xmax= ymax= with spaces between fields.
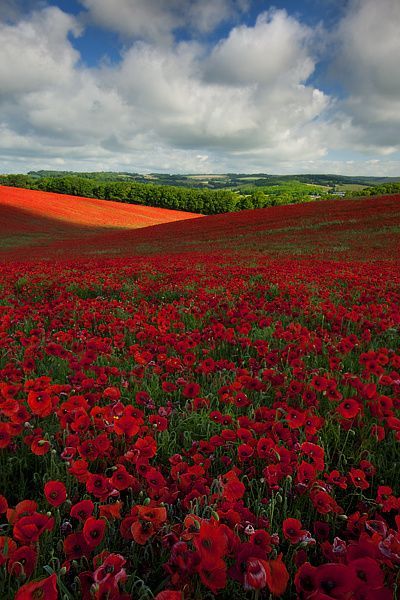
xmin=1 ymin=189 xmax=399 ymax=262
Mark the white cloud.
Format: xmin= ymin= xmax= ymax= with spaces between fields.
xmin=79 ymin=0 xmax=247 ymax=43
xmin=206 ymin=9 xmax=315 ymax=86
xmin=0 ymin=1 xmax=399 ymax=176
xmin=332 ymin=0 xmax=400 ymax=154
xmin=0 ymin=5 xmax=333 ymax=173
xmin=0 ymin=7 xmax=81 ymax=96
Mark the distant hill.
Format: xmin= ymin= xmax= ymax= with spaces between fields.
xmin=26 ymin=170 xmax=400 ymax=189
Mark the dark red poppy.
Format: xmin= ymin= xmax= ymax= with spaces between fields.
xmin=15 ymin=573 xmax=58 ymax=600
xmin=70 ymin=499 xmax=94 ymax=521
xmin=64 ymin=532 xmax=91 ymax=560
xmin=197 ymin=557 xmax=227 ymax=594
xmin=194 ymin=520 xmax=227 ymax=560
xmin=83 ymin=517 xmax=106 ymax=549
xmin=283 ymin=518 xmax=307 ymax=544
xmin=7 ymin=545 xmax=37 ymax=578
xmin=0 ymin=536 xmax=17 ymax=566
xmin=13 ymin=513 xmax=54 ymax=544
xmin=314 ymin=563 xmax=357 ymax=598
xmin=44 ymin=480 xmax=67 ymax=507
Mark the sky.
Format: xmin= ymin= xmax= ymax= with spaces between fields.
xmin=1 ymin=0 xmax=400 ymax=175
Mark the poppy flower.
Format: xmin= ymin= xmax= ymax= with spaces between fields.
xmin=113 ymin=415 xmax=140 ymax=437
xmin=83 ymin=517 xmax=106 ymax=549
xmin=0 ymin=423 xmax=11 ymax=449
xmin=7 ymin=545 xmax=37 ymax=578
xmin=44 ymin=481 xmax=67 ymax=507
xmin=27 ymin=391 xmax=53 ymax=417
xmin=314 ymin=563 xmax=357 ymax=598
xmin=349 ymin=557 xmax=384 ymax=589
xmin=15 ymin=573 xmax=58 ymax=600
xmin=13 ymin=513 xmax=54 ymax=544
xmin=295 ymin=562 xmax=317 ymax=596
xmin=197 ymin=557 xmax=227 ymax=594
xmin=182 ymin=382 xmax=201 ymax=398
xmin=244 ymin=558 xmax=270 ymax=590
xmin=338 ymin=399 xmax=361 ymax=419
xmin=110 ymin=465 xmax=135 ymax=491
xmin=94 ymin=552 xmax=126 ymax=585
xmin=99 ymin=501 xmax=123 ymax=521
xmin=349 ymin=469 xmax=369 ymax=490
xmin=64 ymin=532 xmax=91 ymax=560
xmin=194 ymin=520 xmax=227 ymax=560
xmin=266 ymin=554 xmax=290 ymax=596
xmin=0 ymin=495 xmax=8 ymax=513
xmin=0 ymin=536 xmax=17 ymax=566
xmin=283 ymin=518 xmax=307 ymax=544
xmin=86 ymin=473 xmax=111 ymax=499
xmin=70 ymin=499 xmax=94 ymax=522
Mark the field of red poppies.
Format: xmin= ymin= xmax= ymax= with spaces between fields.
xmin=0 ymin=190 xmax=399 ymax=599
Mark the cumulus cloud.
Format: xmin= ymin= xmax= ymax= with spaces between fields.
xmin=332 ymin=0 xmax=400 ymax=154
xmin=79 ymin=0 xmax=248 ymax=44
xmin=0 ymin=4 xmax=333 ymax=172
xmin=205 ymin=10 xmax=315 ymax=86
xmin=0 ymin=1 xmax=399 ymax=175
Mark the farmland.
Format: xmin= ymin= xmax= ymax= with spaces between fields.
xmin=0 ymin=188 xmax=399 ymax=599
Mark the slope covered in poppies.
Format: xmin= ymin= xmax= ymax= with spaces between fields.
xmin=0 ymin=189 xmax=399 ymax=599
xmin=0 ymin=185 xmax=201 ymax=251
xmin=2 ymin=191 xmax=399 ymax=261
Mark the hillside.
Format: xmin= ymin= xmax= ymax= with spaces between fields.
xmin=1 ymin=190 xmax=399 ymax=262
xmin=0 ymin=185 xmax=201 ymax=250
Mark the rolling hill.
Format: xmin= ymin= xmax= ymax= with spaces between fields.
xmin=0 ymin=185 xmax=201 ymax=251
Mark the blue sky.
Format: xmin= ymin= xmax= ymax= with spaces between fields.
xmin=0 ymin=0 xmax=399 ymax=175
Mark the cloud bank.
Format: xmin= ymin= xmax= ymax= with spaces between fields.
xmin=0 ymin=0 xmax=399 ymax=174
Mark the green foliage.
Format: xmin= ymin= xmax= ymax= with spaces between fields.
xmin=1 ymin=171 xmax=399 ymax=216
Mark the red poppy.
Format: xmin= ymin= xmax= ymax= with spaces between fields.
xmin=338 ymin=398 xmax=361 ymax=419
xmin=113 ymin=415 xmax=140 ymax=437
xmin=93 ymin=552 xmax=126 ymax=586
xmin=295 ymin=562 xmax=317 ymax=596
xmin=110 ymin=465 xmax=136 ymax=491
xmin=0 ymin=536 xmax=17 ymax=566
xmin=27 ymin=391 xmax=53 ymax=417
xmin=0 ymin=495 xmax=8 ymax=513
xmin=265 ymin=554 xmax=290 ymax=596
xmin=0 ymin=423 xmax=11 ymax=449
xmin=13 ymin=513 xmax=54 ymax=544
xmin=64 ymin=532 xmax=91 ymax=560
xmin=243 ymin=558 xmax=270 ymax=590
xmin=314 ymin=563 xmax=357 ymax=598
xmin=197 ymin=557 xmax=227 ymax=594
xmin=349 ymin=557 xmax=384 ymax=589
xmin=83 ymin=517 xmax=106 ymax=549
xmin=15 ymin=573 xmax=58 ymax=600
xmin=99 ymin=501 xmax=123 ymax=521
xmin=283 ymin=518 xmax=307 ymax=544
xmin=8 ymin=545 xmax=37 ymax=578
xmin=86 ymin=473 xmax=111 ymax=499
xmin=70 ymin=499 xmax=94 ymax=521
xmin=194 ymin=520 xmax=227 ymax=560
xmin=44 ymin=481 xmax=67 ymax=507
xmin=131 ymin=506 xmax=167 ymax=544
xmin=349 ymin=468 xmax=369 ymax=490
xmin=182 ymin=382 xmax=201 ymax=398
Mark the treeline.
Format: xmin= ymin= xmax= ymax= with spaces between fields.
xmin=0 ymin=174 xmax=324 ymax=214
xmin=348 ymin=182 xmax=400 ymax=197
